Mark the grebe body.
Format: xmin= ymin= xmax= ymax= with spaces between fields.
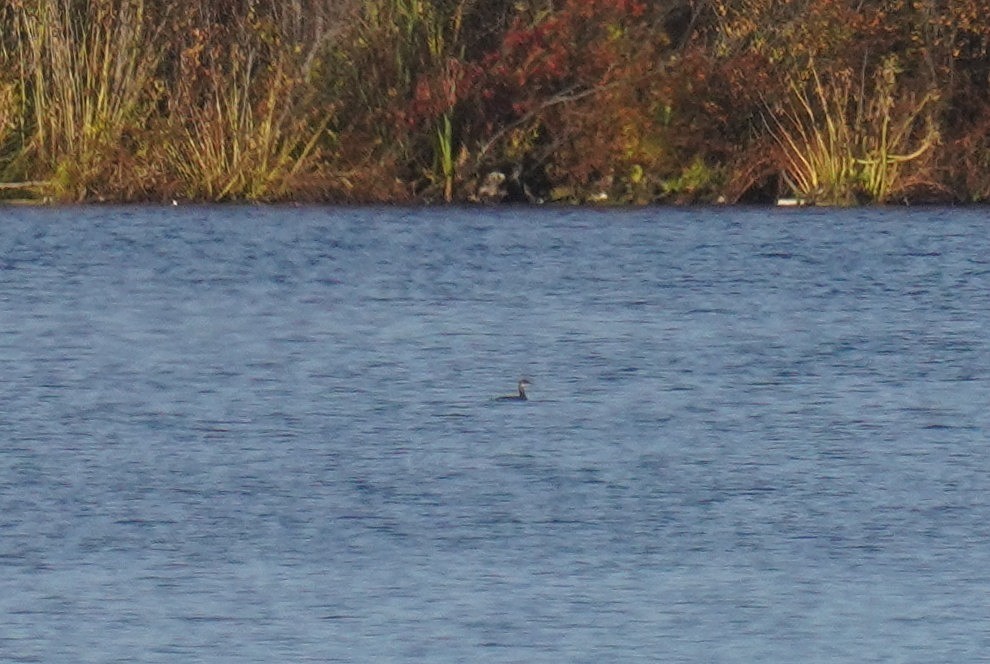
xmin=496 ymin=379 xmax=531 ymax=401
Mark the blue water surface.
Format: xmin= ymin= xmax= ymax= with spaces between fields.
xmin=1 ymin=205 xmax=988 ymax=662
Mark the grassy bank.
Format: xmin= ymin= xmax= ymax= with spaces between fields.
xmin=1 ymin=0 xmax=988 ymax=205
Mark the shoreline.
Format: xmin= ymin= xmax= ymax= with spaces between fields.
xmin=0 ymin=196 xmax=975 ymax=208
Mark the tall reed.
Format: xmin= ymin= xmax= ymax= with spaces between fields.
xmin=161 ymin=47 xmax=328 ymax=201
xmin=336 ymin=0 xmax=468 ymax=199
xmin=0 ymin=79 xmax=18 ymax=176
xmin=765 ymin=58 xmax=937 ymax=204
xmin=436 ymin=112 xmax=455 ymax=201
xmin=855 ymin=57 xmax=939 ymax=202
xmin=16 ymin=0 xmax=162 ymax=200
xmin=0 ymin=6 xmax=19 ymax=174
xmin=764 ymin=67 xmax=856 ymax=204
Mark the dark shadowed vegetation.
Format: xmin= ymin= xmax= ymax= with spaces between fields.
xmin=1 ymin=0 xmax=989 ymax=204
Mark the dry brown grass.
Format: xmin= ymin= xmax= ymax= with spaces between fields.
xmin=16 ymin=0 xmax=162 ymax=200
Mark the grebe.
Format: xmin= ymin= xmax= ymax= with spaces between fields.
xmin=496 ymin=379 xmax=531 ymax=401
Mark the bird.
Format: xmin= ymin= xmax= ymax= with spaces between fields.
xmin=495 ymin=378 xmax=531 ymax=401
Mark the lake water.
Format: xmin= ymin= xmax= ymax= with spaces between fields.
xmin=1 ymin=205 xmax=988 ymax=662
